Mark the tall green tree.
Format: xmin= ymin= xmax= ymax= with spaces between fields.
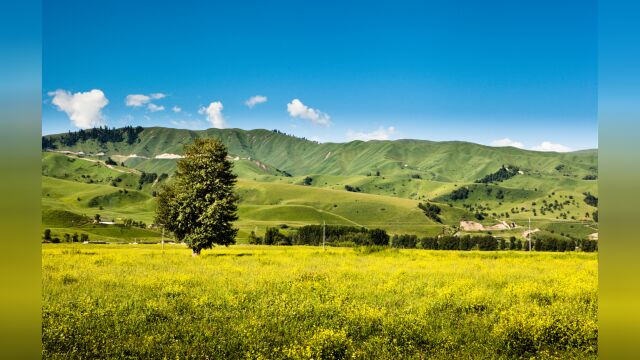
xmin=155 ymin=138 xmax=239 ymax=256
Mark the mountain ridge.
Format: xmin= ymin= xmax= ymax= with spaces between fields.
xmin=43 ymin=126 xmax=598 ymax=183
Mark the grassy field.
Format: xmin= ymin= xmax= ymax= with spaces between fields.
xmin=42 ymin=244 xmax=597 ymax=359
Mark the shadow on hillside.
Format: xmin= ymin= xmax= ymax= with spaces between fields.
xmin=203 ymin=253 xmax=254 ymax=258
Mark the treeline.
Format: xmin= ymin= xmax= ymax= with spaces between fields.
xmin=249 ymin=225 xmax=390 ymax=247
xmin=42 ymin=229 xmax=89 ymax=243
xmin=42 ymin=126 xmax=144 ymax=149
xmin=475 ymin=165 xmax=519 ymax=184
xmin=248 ymin=225 xmax=598 ymax=252
xmin=392 ymin=234 xmax=501 ymax=251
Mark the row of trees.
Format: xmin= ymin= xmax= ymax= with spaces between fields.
xmin=418 ymin=202 xmax=442 ymax=223
xmin=248 ymin=225 xmax=390 ymax=247
xmin=246 ymin=225 xmax=598 ymax=253
xmin=43 ymin=229 xmax=89 ymax=243
xmin=42 ymin=126 xmax=144 ymax=149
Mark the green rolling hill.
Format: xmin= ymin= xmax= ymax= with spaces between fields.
xmin=41 ymin=126 xmax=598 ymax=242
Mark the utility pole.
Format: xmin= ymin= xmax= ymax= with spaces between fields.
xmin=161 ymin=225 xmax=165 ymax=251
xmin=322 ymin=220 xmax=326 ymax=251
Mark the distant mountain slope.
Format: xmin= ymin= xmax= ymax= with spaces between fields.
xmin=43 ymin=127 xmax=597 ymax=182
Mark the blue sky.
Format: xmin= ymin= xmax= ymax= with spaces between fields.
xmin=43 ymin=0 xmax=597 ymax=151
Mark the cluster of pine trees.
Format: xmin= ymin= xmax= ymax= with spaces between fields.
xmin=42 ymin=126 xmax=144 ymax=149
xmin=475 ymin=165 xmax=519 ymax=183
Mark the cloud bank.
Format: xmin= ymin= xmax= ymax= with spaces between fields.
xmin=347 ymin=126 xmax=396 ymax=141
xmin=490 ymin=138 xmax=573 ymax=152
xmin=531 ymin=141 xmax=572 ymax=152
xmin=49 ymin=89 xmax=109 ymax=129
xmin=490 ymin=138 xmax=525 ymax=149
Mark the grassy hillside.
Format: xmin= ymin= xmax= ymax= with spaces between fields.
xmin=41 ymin=126 xmax=598 ymax=242
xmin=44 ymin=127 xmax=598 ymax=182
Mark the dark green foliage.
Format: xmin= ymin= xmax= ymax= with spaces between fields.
xmin=43 ymin=229 xmax=52 ymax=240
xmin=410 ymin=174 xmax=422 ymax=179
xmin=42 ymin=136 xmax=56 ymax=149
xmin=592 ymin=210 xmax=598 ymax=222
xmin=477 ymin=236 xmax=498 ymax=250
xmin=72 ymin=233 xmax=79 ymax=242
xmin=155 ymin=139 xmax=239 ymax=255
xmin=248 ymin=231 xmax=262 ymax=245
xmin=264 ymin=227 xmax=290 ymax=245
xmin=533 ymin=236 xmax=577 ymax=252
xmin=449 ymin=187 xmax=469 ymax=200
xmin=391 ymin=234 xmax=418 ymax=248
xmin=418 ymin=236 xmax=438 ymax=250
xmin=139 ymin=172 xmax=158 ymax=185
xmin=418 ymin=202 xmax=442 ymax=223
xmin=344 ymin=185 xmax=362 ymax=192
xmin=474 ymin=212 xmax=485 ymax=221
xmin=583 ymin=192 xmax=598 ymax=207
xmin=302 ymin=176 xmax=313 ymax=186
xmin=294 ymin=225 xmax=389 ymax=247
xmin=42 ymin=125 xmax=143 ymax=149
xmin=581 ymin=239 xmax=598 ymax=252
xmin=63 ymin=233 xmax=71 ymax=243
xmin=582 ymin=174 xmax=597 ymax=180
xmin=496 ymin=189 xmax=504 ymax=200
xmin=277 ymin=169 xmax=293 ymax=177
xmin=369 ymin=229 xmax=390 ymax=246
xmin=105 ymin=157 xmax=117 ymax=166
xmin=80 ymin=233 xmax=89 ymax=242
xmin=475 ymin=165 xmax=519 ymax=184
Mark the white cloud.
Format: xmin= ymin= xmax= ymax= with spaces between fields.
xmin=287 ymin=99 xmax=331 ymax=126
xmin=531 ymin=141 xmax=572 ymax=153
xmin=172 ymin=106 xmax=182 ymax=113
xmin=199 ymin=101 xmax=226 ymax=128
xmin=490 ymin=138 xmax=525 ymax=149
xmin=346 ymin=126 xmax=396 ymax=141
xmin=125 ymin=92 xmax=166 ymax=107
xmin=125 ymin=94 xmax=151 ymax=107
xmin=48 ymin=89 xmax=109 ymax=129
xmin=245 ymin=95 xmax=268 ymax=108
xmin=147 ymin=103 xmax=165 ymax=112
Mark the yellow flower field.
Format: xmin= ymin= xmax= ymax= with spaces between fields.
xmin=42 ymin=244 xmax=597 ymax=359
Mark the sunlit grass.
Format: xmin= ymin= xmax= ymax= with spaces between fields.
xmin=42 ymin=244 xmax=597 ymax=359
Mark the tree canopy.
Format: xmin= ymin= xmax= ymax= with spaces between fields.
xmin=155 ymin=138 xmax=239 ymax=255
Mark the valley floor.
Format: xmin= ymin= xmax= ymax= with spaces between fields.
xmin=42 ymin=244 xmax=597 ymax=359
